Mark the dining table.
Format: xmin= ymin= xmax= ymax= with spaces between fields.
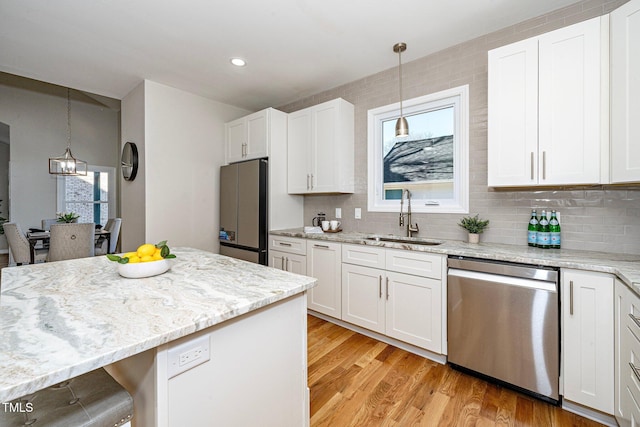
xmin=26 ymin=229 xmax=111 ymax=264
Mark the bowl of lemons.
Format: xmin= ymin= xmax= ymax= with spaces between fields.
xmin=107 ymin=241 xmax=176 ymax=278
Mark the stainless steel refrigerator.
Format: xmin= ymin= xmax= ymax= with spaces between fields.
xmin=219 ymin=158 xmax=268 ymax=265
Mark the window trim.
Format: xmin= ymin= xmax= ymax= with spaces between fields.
xmin=56 ymin=165 xmax=117 ymax=224
xmin=367 ymin=85 xmax=469 ymax=214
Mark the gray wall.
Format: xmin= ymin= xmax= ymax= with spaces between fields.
xmin=279 ymin=0 xmax=640 ymax=255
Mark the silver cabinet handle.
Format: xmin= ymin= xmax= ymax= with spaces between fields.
xmin=281 ymin=256 xmax=285 ymax=270
xmin=569 ymin=280 xmax=574 ymax=315
xmin=314 ymin=244 xmax=330 ymax=249
xmin=379 ymin=275 xmax=382 ymax=298
xmin=306 ymin=174 xmax=310 ymax=190
xmin=631 ymin=363 xmax=640 ymax=383
xmin=386 ymin=277 xmax=389 ymax=300
xmin=278 ymin=242 xmax=292 ymax=247
xmin=629 ymin=313 xmax=640 ymax=330
xmin=542 ymin=151 xmax=546 ymax=180
xmin=530 ymin=152 xmax=534 ymax=180
xmin=310 ymin=174 xmax=314 ymax=190
xmin=285 ymin=257 xmax=289 ymax=272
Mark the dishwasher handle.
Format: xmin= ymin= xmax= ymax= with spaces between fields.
xmin=448 ymin=268 xmax=558 ymax=293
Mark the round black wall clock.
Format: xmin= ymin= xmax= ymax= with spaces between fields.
xmin=121 ymin=142 xmax=139 ymax=181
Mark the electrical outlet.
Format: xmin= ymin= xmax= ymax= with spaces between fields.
xmin=167 ymin=334 xmax=210 ymax=378
xmin=335 ymin=208 xmax=342 ymax=219
xmin=355 ymin=208 xmax=362 ymax=219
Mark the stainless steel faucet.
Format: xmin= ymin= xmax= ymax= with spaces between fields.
xmin=399 ymin=189 xmax=419 ymax=237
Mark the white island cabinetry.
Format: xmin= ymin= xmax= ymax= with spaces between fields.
xmin=0 ymin=250 xmax=315 ymax=427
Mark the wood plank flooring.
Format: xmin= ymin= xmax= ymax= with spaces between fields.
xmin=308 ymin=314 xmax=603 ymax=427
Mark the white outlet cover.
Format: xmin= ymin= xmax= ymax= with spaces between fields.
xmin=167 ymin=334 xmax=211 ymax=379
xmin=335 ymin=208 xmax=342 ymax=219
xmin=355 ymin=208 xmax=361 ymax=219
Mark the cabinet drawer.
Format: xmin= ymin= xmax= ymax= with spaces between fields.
xmin=623 ymin=326 xmax=640 ymax=419
xmin=624 ymin=294 xmax=640 ymax=342
xmin=269 ymin=235 xmax=306 ymax=255
xmin=342 ymin=244 xmax=386 ymax=269
xmin=385 ymin=249 xmax=443 ymax=279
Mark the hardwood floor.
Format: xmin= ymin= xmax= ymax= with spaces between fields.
xmin=308 ymin=315 xmax=603 ymax=427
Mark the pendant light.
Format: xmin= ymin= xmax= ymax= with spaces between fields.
xmin=49 ymin=88 xmax=87 ymax=176
xmin=393 ymin=42 xmax=409 ymax=138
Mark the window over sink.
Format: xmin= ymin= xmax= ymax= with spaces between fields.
xmin=367 ymin=85 xmax=469 ymax=213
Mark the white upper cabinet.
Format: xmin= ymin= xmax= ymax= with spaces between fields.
xmin=488 ymin=17 xmax=607 ymax=187
xmin=287 ymin=98 xmax=354 ymax=194
xmin=611 ymin=0 xmax=640 ymax=183
xmin=225 ymin=109 xmax=270 ymax=163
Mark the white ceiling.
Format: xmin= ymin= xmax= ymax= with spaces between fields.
xmin=0 ymin=0 xmax=580 ymax=111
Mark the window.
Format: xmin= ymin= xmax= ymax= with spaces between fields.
xmin=367 ymin=85 xmax=469 ymax=213
xmin=57 ymin=165 xmax=116 ymax=225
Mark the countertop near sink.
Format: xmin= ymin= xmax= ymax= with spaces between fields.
xmin=271 ymin=228 xmax=640 ymax=292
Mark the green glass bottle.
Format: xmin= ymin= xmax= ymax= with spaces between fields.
xmin=538 ymin=210 xmax=550 ymax=249
xmin=550 ymin=210 xmax=561 ymax=249
xmin=527 ymin=209 xmax=538 ymax=247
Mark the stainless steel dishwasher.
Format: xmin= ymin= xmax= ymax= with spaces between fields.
xmin=447 ymin=256 xmax=560 ymax=404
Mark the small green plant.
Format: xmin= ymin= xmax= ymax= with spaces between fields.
xmin=458 ymin=214 xmax=490 ymax=234
xmin=57 ymin=212 xmax=80 ymax=223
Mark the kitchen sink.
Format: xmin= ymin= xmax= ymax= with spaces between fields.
xmin=364 ymin=236 xmax=443 ymax=246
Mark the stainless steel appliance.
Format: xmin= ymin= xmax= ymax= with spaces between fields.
xmin=447 ymin=256 xmax=560 ymax=404
xmin=219 ymin=158 xmax=268 ymax=265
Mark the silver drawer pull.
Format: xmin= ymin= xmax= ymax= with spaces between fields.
xmin=314 ymin=244 xmax=330 ymax=249
xmin=629 ymin=313 xmax=640 ymax=330
xmin=379 ymin=276 xmax=382 ymax=298
xmin=278 ymin=242 xmax=292 ymax=247
xmin=631 ymin=362 xmax=640 ymax=384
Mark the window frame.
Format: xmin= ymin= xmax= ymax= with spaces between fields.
xmin=56 ymin=165 xmax=116 ymax=225
xmin=367 ymin=85 xmax=469 ymax=214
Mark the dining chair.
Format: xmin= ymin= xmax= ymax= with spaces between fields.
xmin=47 ymin=223 xmax=95 ymax=262
xmin=0 ymin=368 xmax=133 ymax=427
xmin=95 ymin=218 xmax=122 ymax=255
xmin=4 ymin=222 xmax=48 ymax=265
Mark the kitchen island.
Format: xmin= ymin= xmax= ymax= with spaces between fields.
xmin=0 ymin=248 xmax=316 ymax=426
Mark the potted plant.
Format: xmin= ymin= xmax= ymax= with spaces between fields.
xmin=57 ymin=212 xmax=80 ymax=223
xmin=458 ymin=214 xmax=489 ymax=243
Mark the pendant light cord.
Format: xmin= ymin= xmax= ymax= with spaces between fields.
xmin=398 ymin=48 xmax=403 ymax=118
xmin=66 ymin=88 xmax=71 ymax=150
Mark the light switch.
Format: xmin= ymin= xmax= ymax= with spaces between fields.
xmin=355 ymin=208 xmax=361 ymax=219
xmin=335 ymin=208 xmax=342 ymax=219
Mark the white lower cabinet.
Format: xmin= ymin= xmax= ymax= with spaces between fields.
xmin=615 ymin=279 xmax=640 ymax=427
xmin=562 ymin=269 xmax=614 ymax=414
xmin=268 ymin=235 xmax=307 ymax=275
xmin=306 ymin=240 xmax=342 ymax=318
xmin=341 ymin=244 xmax=443 ymax=354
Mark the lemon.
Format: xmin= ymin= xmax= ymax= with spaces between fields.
xmin=140 ymin=255 xmax=154 ymax=263
xmin=123 ymin=252 xmax=137 ymax=259
xmin=137 ymin=243 xmax=157 ymax=258
xmin=128 ymin=255 xmax=141 ymax=263
xmin=152 ymin=252 xmax=164 ymax=261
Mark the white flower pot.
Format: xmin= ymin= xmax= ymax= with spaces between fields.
xmin=468 ymin=233 xmax=480 ymax=244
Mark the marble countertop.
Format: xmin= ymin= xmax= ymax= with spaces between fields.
xmin=271 ymin=229 xmax=640 ymax=291
xmin=0 ymin=248 xmax=317 ymax=402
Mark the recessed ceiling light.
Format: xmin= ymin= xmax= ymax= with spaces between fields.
xmin=230 ymin=58 xmax=246 ymax=67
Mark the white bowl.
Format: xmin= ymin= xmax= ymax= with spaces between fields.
xmin=117 ymin=259 xmax=171 ymax=278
